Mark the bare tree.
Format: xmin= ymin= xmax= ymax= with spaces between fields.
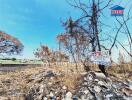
xmin=57 ymin=0 xmax=132 ymax=76
xmin=57 ymin=17 xmax=91 ymax=71
xmin=118 ymin=51 xmax=125 ymax=64
xmin=34 ymin=45 xmax=52 ymax=66
xmin=109 ymin=5 xmax=132 ymax=61
xmin=57 ymin=0 xmax=113 ymax=75
xmin=34 ymin=45 xmax=69 ymax=66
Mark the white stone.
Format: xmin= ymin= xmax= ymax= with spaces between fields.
xmin=130 ymin=85 xmax=132 ymax=90
xmin=98 ymin=81 xmax=105 ymax=86
xmin=84 ymin=90 xmax=89 ymax=94
xmin=65 ymin=91 xmax=72 ymax=100
xmin=94 ymin=72 xmax=106 ymax=78
xmin=62 ymin=98 xmax=65 ymax=100
xmin=39 ymin=84 xmax=44 ymax=93
xmin=123 ymin=96 xmax=132 ymax=100
xmin=84 ymin=77 xmax=87 ymax=81
xmin=88 ymin=75 xmax=93 ymax=80
xmin=95 ymin=79 xmax=99 ymax=82
xmin=94 ymin=86 xmax=101 ymax=93
xmin=128 ymin=80 xmax=132 ymax=90
xmin=105 ymin=94 xmax=113 ymax=100
xmin=62 ymin=85 xmax=67 ymax=90
xmin=48 ymin=82 xmax=52 ymax=85
xmin=38 ymin=94 xmax=43 ymax=100
xmin=81 ymin=95 xmax=88 ymax=100
xmin=83 ymin=82 xmax=88 ymax=85
xmin=43 ymin=97 xmax=48 ymax=100
xmin=49 ymin=92 xmax=54 ymax=97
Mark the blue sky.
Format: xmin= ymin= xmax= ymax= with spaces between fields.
xmin=0 ymin=0 xmax=79 ymax=58
xmin=0 ymin=0 xmax=132 ymax=60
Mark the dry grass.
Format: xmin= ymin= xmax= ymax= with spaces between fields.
xmin=60 ymin=73 xmax=82 ymax=91
xmin=45 ymin=64 xmax=83 ymax=91
xmin=0 ymin=64 xmax=83 ymax=99
xmin=0 ymin=62 xmax=131 ymax=99
xmin=107 ymin=63 xmax=132 ymax=80
xmin=86 ymin=62 xmax=132 ymax=80
xmin=0 ymin=66 xmax=45 ymax=99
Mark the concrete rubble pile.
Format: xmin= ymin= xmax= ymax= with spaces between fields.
xmin=25 ymin=71 xmax=132 ymax=100
xmin=75 ymin=72 xmax=132 ymax=100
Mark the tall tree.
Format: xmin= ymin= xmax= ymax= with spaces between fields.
xmin=58 ymin=0 xmax=112 ymax=75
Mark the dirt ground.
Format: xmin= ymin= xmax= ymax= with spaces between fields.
xmin=0 ymin=63 xmax=131 ymax=100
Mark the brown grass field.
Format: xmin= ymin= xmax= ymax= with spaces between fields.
xmin=0 ymin=62 xmax=131 ymax=99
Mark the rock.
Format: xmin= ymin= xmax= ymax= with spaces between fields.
xmin=38 ymin=94 xmax=43 ymax=100
xmin=43 ymin=97 xmax=48 ymax=100
xmin=127 ymin=80 xmax=132 ymax=90
xmin=87 ymin=74 xmax=94 ymax=81
xmin=105 ymin=94 xmax=113 ymax=99
xmin=73 ymin=95 xmax=78 ymax=100
xmin=45 ymin=70 xmax=55 ymax=77
xmin=129 ymin=85 xmax=132 ymax=90
xmin=95 ymin=79 xmax=99 ymax=82
xmin=39 ymin=84 xmax=44 ymax=94
xmin=31 ymin=73 xmax=44 ymax=79
xmin=121 ymin=87 xmax=132 ymax=96
xmin=80 ymin=95 xmax=88 ymax=100
xmin=94 ymin=72 xmax=106 ymax=79
xmin=83 ymin=82 xmax=88 ymax=86
xmin=56 ymin=96 xmax=62 ymax=100
xmin=0 ymin=97 xmax=9 ymax=100
xmin=47 ymin=82 xmax=52 ymax=85
xmin=25 ymin=71 xmax=132 ymax=100
xmin=62 ymin=85 xmax=67 ymax=90
xmin=80 ymin=94 xmax=94 ymax=100
xmin=94 ymin=86 xmax=101 ymax=93
xmin=49 ymin=91 xmax=54 ymax=97
xmin=123 ymin=96 xmax=132 ymax=100
xmin=65 ymin=91 xmax=72 ymax=100
xmin=83 ymin=77 xmax=87 ymax=81
xmin=98 ymin=81 xmax=105 ymax=86
xmin=83 ymin=89 xmax=89 ymax=94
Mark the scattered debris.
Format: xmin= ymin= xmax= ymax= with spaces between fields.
xmin=25 ymin=71 xmax=132 ymax=100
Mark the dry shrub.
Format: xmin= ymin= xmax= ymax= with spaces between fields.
xmin=48 ymin=64 xmax=83 ymax=91
xmin=61 ymin=73 xmax=82 ymax=91
xmin=107 ymin=63 xmax=132 ymax=80
xmin=0 ymin=65 xmax=44 ymax=99
xmin=0 ymin=62 xmax=131 ymax=99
